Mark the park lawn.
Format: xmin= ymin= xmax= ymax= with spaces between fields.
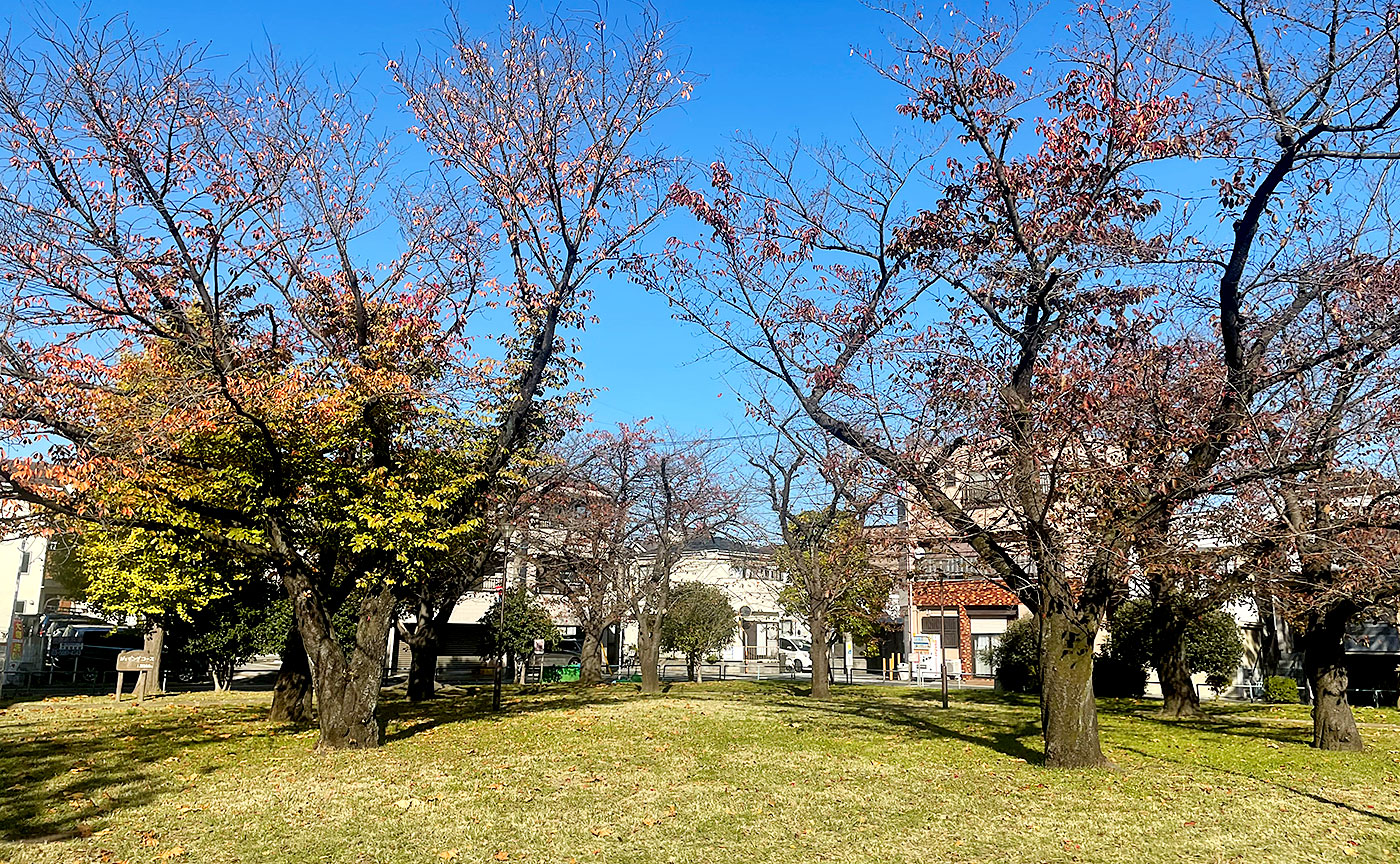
xmin=1 ymin=684 xmax=1399 ymax=864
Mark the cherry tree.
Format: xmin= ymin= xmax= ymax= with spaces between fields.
xmin=530 ymin=425 xmax=739 ymax=689
xmin=0 ymin=4 xmax=689 ymax=747
xmin=641 ymin=0 xmax=1400 ymax=766
xmin=629 ymin=436 xmax=742 ymax=694
xmin=386 ymin=5 xmax=692 ymax=695
xmin=751 ymin=413 xmax=893 ymax=699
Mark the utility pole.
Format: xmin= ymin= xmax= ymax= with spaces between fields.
xmin=939 ymin=564 xmax=949 ymax=710
xmin=492 ymin=532 xmax=509 ymax=713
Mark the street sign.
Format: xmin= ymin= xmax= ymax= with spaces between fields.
xmin=116 ymin=650 xmax=157 ymax=672
xmin=532 ymin=638 xmax=545 ymax=656
xmin=54 ymin=637 xmax=84 ymax=656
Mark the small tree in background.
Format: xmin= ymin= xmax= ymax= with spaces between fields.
xmin=661 ymin=582 xmax=737 ymax=683
xmin=165 ymin=579 xmax=291 ymax=691
xmin=754 ymin=416 xmax=892 ymax=698
xmin=1108 ymin=600 xmax=1245 ymax=696
xmin=482 ymin=585 xmax=560 ymax=683
xmin=987 ymin=617 xmax=1041 ymax=694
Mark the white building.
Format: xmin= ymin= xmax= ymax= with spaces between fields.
xmin=626 ymin=537 xmax=794 ymax=665
xmin=1 ymin=532 xmax=51 ymax=681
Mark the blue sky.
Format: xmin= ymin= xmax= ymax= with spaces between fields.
xmin=43 ymin=0 xmax=939 ymax=438
xmin=26 ymin=0 xmax=1198 ymax=439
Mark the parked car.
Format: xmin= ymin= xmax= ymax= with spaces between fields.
xmin=39 ymin=616 xmax=142 ymax=682
xmin=778 ymin=637 xmax=813 ymax=673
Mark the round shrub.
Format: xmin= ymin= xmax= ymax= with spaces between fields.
xmin=988 ymin=616 xmax=1040 ymax=694
xmin=1263 ymin=675 xmax=1301 ymax=704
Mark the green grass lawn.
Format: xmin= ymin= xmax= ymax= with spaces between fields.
xmin=2 ymin=683 xmax=1399 ymax=864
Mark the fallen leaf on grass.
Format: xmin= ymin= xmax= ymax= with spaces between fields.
xmin=493 ymin=851 xmax=509 ymax=861
xmin=156 ymin=847 xmax=185 ymax=860
xmin=437 ymin=849 xmax=458 ymax=861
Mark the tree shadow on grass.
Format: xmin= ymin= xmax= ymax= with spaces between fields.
xmin=0 ymin=699 xmax=269 ymax=842
xmin=1123 ymin=710 xmax=1314 ymax=747
xmin=816 ymin=693 xmax=1043 ymax=764
xmin=378 ymin=683 xmax=641 ymax=743
xmin=1117 ymin=743 xmax=1400 ymax=827
xmin=699 ymin=681 xmax=1046 ymax=764
xmin=381 ymin=681 xmax=1050 ymax=762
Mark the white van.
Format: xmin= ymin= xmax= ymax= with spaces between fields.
xmin=778 ymin=636 xmax=813 ymax=673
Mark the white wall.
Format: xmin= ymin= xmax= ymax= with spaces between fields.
xmin=0 ymin=534 xmax=47 ymax=621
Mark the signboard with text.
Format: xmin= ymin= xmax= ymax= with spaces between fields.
xmin=116 ymin=650 xmax=156 ymax=672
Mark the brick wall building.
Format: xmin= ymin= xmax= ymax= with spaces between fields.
xmin=909 ymin=575 xmax=1025 ymax=677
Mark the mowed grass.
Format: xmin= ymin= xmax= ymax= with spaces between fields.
xmin=2 ymin=683 xmax=1399 ymax=864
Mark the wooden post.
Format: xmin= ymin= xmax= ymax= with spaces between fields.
xmin=115 ymin=671 xmax=124 ymax=702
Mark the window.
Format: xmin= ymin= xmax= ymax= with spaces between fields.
xmin=961 ymin=475 xmax=1001 ymax=508
xmin=18 ymin=550 xmax=30 ymax=574
xmin=972 ymin=633 xmax=1000 ymax=676
xmin=919 ymin=614 xmax=960 ymax=649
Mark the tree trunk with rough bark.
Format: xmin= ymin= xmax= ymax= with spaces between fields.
xmin=133 ymin=622 xmax=165 ymax=700
xmin=809 ymin=610 xmax=831 ymax=699
xmin=401 ymin=596 xmax=457 ymax=702
xmin=1151 ymin=616 xmax=1201 ymax=718
xmin=1303 ymin=604 xmax=1363 ymax=751
xmin=406 ymin=637 xmax=438 ymax=702
xmin=271 ymin=625 xmax=314 ymax=724
xmin=284 ymin=569 xmax=396 ymax=749
xmin=580 ymin=626 xmax=605 ymax=686
xmin=1040 ymin=611 xmax=1110 ymax=768
xmin=637 ymin=624 xmax=662 ymax=694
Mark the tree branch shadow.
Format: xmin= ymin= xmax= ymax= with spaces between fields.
xmin=0 ymin=700 xmax=267 ymax=842
xmin=1116 ymin=744 xmax=1400 ymax=827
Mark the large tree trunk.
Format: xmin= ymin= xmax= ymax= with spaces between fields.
xmin=401 ymin=596 xmax=457 ymax=702
xmin=1303 ymin=604 xmax=1363 ymax=751
xmin=580 ymin=626 xmax=605 ymax=686
xmin=637 ymin=623 xmax=662 ymax=694
xmin=1040 ymin=611 xmax=1110 ymax=768
xmin=1156 ymin=636 xmax=1200 ymax=718
xmin=809 ymin=610 xmax=831 ymax=699
xmin=406 ymin=639 xmax=438 ymax=702
xmin=1151 ymin=613 xmax=1201 ymax=718
xmin=1254 ymin=588 xmax=1283 ymax=679
xmin=271 ymin=625 xmax=314 ymax=724
xmin=284 ymin=568 xmax=396 ymax=749
xmin=134 ymin=622 xmax=166 ymax=700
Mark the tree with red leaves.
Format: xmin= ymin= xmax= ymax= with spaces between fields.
xmin=0 ymin=4 xmax=688 ymax=747
xmin=641 ymin=0 xmax=1400 ymax=766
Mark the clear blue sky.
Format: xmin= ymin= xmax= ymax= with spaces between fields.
xmin=25 ymin=0 xmax=1211 ymax=439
